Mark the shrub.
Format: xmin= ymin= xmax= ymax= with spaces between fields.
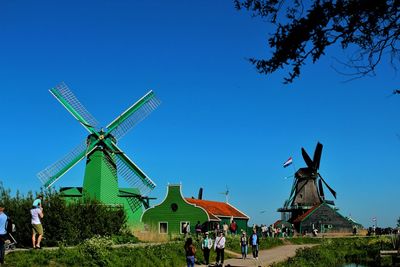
xmin=78 ymin=235 xmax=114 ymax=266
xmin=0 ymin=183 xmax=127 ymax=247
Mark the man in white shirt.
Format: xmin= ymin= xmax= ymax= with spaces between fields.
xmin=214 ymin=231 xmax=226 ymax=266
xmin=31 ymin=206 xmax=44 ymax=249
xmin=0 ymin=204 xmax=8 ymax=264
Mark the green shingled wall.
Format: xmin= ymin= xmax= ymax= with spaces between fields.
xmin=142 ymin=185 xmax=208 ymax=234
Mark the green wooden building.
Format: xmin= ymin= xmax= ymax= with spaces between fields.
xmin=293 ymin=202 xmax=354 ymax=234
xmin=141 ymin=184 xmax=250 ymax=235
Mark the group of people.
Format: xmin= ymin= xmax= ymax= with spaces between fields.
xmin=184 ymin=228 xmax=261 ymax=267
xmin=184 ymin=230 xmax=226 ymax=267
xmin=255 ymin=223 xmax=294 ymax=238
xmin=0 ymin=194 xmax=44 ymax=265
xmin=240 ymin=229 xmax=260 ymax=260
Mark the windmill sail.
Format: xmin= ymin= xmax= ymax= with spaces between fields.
xmin=106 ymin=90 xmax=160 ymax=140
xmin=50 ymin=82 xmax=100 ymax=132
xmin=112 ymin=143 xmax=156 ymax=195
xmin=38 ymin=140 xmax=97 ymax=188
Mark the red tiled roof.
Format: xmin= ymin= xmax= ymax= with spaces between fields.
xmin=185 ymin=198 xmax=249 ymax=219
xmin=292 ymin=204 xmax=321 ymax=223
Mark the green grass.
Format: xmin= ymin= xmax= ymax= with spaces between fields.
xmin=5 ymin=243 xmax=187 ymax=267
xmin=5 ymin=236 xmax=393 ymax=266
xmin=272 ymin=236 xmax=395 ymax=267
xmin=5 ymin=237 xmax=225 ymax=266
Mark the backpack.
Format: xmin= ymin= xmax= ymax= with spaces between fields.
xmin=6 ymin=216 xmax=13 ymax=233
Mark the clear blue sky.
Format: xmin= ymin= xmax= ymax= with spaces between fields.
xmin=0 ymin=1 xmax=399 ymax=228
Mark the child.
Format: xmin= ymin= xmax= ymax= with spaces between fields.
xmin=32 ymin=194 xmax=43 ymax=209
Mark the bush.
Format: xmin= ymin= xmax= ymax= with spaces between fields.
xmin=78 ymin=235 xmax=114 ymax=266
xmin=0 ymin=183 xmax=127 ymax=247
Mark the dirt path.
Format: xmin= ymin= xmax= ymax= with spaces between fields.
xmin=197 ymin=244 xmax=316 ymax=267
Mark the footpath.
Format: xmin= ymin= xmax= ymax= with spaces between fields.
xmin=197 ymin=244 xmax=316 ymax=267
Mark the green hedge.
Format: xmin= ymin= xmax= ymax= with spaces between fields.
xmin=0 ymin=184 xmax=127 ymax=247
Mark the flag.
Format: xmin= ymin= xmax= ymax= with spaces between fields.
xmin=283 ymin=157 xmax=293 ymax=168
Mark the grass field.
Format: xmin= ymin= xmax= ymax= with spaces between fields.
xmin=4 ymin=235 xmax=397 ymax=266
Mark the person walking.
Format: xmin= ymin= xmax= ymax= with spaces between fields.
xmin=0 ymin=204 xmax=8 ymax=265
xmin=214 ymin=231 xmax=225 ymax=267
xmin=214 ymin=223 xmax=220 ymax=239
xmin=249 ymin=229 xmax=259 ymax=259
xmin=195 ymin=221 xmax=202 ymax=239
xmin=240 ymin=231 xmax=248 ymax=259
xmin=230 ymin=220 xmax=237 ymax=235
xmin=184 ymin=237 xmax=196 ymax=267
xmin=201 ymin=231 xmax=213 ymax=265
xmin=31 ymin=204 xmax=44 ymax=249
xmin=222 ymin=222 xmax=228 ymax=236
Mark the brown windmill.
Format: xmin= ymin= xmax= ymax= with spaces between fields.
xmin=279 ymin=142 xmax=337 ymax=222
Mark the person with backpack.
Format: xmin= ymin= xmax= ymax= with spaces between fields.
xmin=184 ymin=237 xmax=196 ymax=267
xmin=240 ymin=231 xmax=248 ymax=259
xmin=0 ymin=204 xmax=8 ymax=264
xmin=214 ymin=231 xmax=226 ymax=266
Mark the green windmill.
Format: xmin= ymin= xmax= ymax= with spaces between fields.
xmin=37 ymin=82 xmax=160 ymax=228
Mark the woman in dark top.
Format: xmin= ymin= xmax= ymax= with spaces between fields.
xmin=184 ymin=237 xmax=196 ymax=267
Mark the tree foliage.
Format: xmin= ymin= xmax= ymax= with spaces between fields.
xmin=235 ymin=0 xmax=400 ymax=83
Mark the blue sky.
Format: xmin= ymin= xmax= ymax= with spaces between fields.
xmin=0 ymin=1 xmax=399 ymax=227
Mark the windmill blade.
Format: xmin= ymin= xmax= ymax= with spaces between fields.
xmin=50 ymin=82 xmax=99 ymax=133
xmin=37 ymin=139 xmax=98 ymax=188
xmin=301 ymin=148 xmax=314 ymax=169
xmin=112 ymin=143 xmax=156 ymax=196
xmin=318 ymin=173 xmax=337 ymax=199
xmin=119 ymin=189 xmax=156 ymax=210
xmin=313 ymin=142 xmax=323 ymax=170
xmin=318 ymin=179 xmax=325 ymax=199
xmin=106 ymin=90 xmax=160 ymax=140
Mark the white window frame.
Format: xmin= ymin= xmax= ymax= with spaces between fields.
xmin=159 ymin=221 xmax=168 ymax=234
xmin=180 ymin=221 xmax=190 ymax=234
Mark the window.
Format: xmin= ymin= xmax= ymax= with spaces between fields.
xmin=171 ymin=203 xmax=178 ymax=212
xmin=180 ymin=221 xmax=190 ymax=234
xmin=159 ymin=222 xmax=168 ymax=234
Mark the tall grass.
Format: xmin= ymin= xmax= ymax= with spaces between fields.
xmin=272 ymin=237 xmax=395 ymax=267
xmin=5 ymin=239 xmax=190 ymax=266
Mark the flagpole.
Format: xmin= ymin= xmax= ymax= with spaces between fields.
xmin=291 ymin=158 xmax=296 ymax=174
